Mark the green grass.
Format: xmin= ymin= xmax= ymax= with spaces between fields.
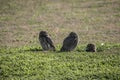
xmin=0 ymin=44 xmax=120 ymax=80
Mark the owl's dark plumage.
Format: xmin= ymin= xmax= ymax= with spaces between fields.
xmin=60 ymin=32 xmax=78 ymax=52
xmin=86 ymin=43 xmax=96 ymax=52
xmin=39 ymin=31 xmax=55 ymax=51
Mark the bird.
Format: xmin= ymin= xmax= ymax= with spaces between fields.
xmin=60 ymin=32 xmax=78 ymax=52
xmin=39 ymin=31 xmax=55 ymax=51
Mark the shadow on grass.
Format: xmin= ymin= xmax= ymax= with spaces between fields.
xmin=18 ymin=48 xmax=59 ymax=53
xmin=18 ymin=48 xmax=43 ymax=53
xmin=25 ymin=48 xmax=43 ymax=52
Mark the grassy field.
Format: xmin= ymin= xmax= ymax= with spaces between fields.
xmin=0 ymin=0 xmax=120 ymax=47
xmin=0 ymin=0 xmax=120 ymax=80
xmin=0 ymin=44 xmax=120 ymax=80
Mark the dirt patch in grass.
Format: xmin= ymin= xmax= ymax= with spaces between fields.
xmin=0 ymin=0 xmax=120 ymax=47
